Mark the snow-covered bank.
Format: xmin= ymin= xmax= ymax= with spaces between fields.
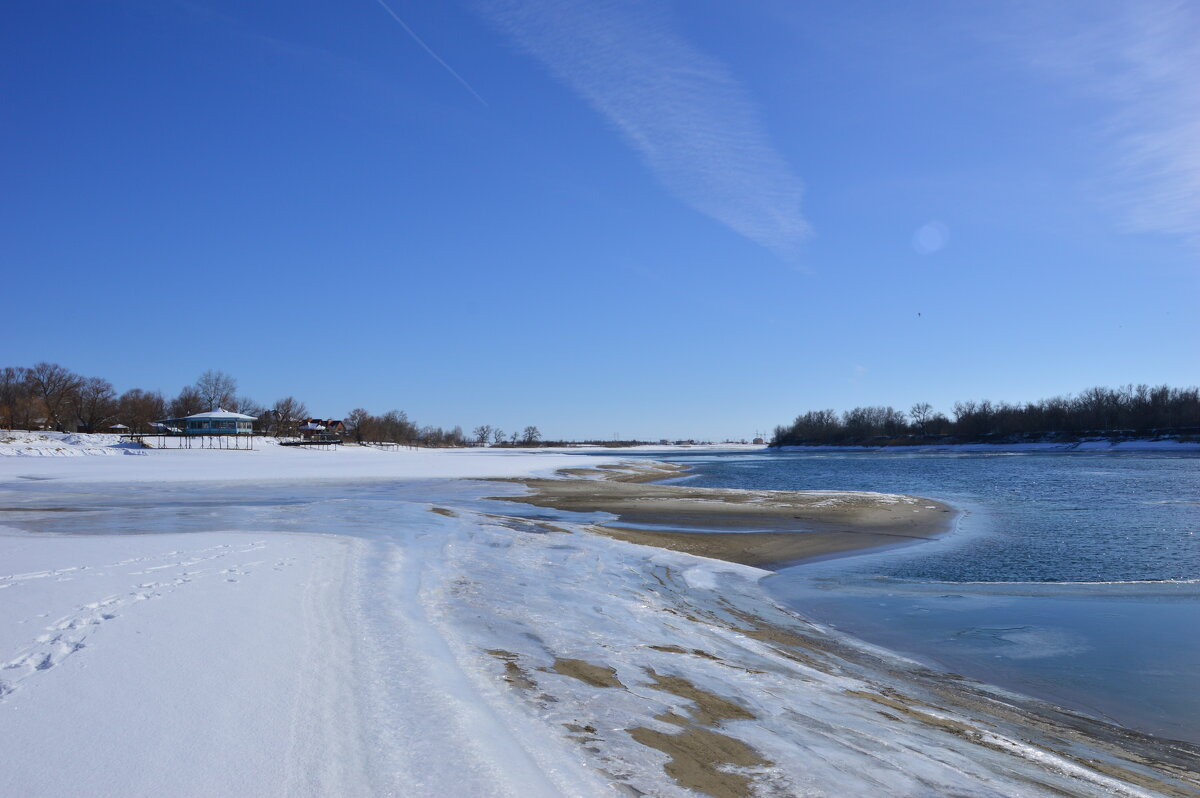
xmin=0 ymin=432 xmax=613 ymax=484
xmin=0 ymin=430 xmax=137 ymax=456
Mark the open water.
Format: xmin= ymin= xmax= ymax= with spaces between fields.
xmin=615 ymin=449 xmax=1200 ymax=744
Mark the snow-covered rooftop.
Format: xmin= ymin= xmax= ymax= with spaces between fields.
xmin=180 ymin=407 xmax=257 ymax=421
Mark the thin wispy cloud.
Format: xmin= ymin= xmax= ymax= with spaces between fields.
xmin=476 ymin=0 xmax=809 ymax=259
xmin=1014 ymin=1 xmax=1200 ymax=241
xmin=372 ymin=0 xmax=488 ymax=106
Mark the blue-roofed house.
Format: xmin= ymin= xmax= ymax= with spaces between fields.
xmin=157 ymin=408 xmax=256 ymax=435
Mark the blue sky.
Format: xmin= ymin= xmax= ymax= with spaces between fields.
xmin=3 ymin=0 xmax=1197 ymax=440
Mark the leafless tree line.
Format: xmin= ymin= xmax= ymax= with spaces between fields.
xmin=0 ymin=364 xmax=269 ymax=434
xmin=470 ymin=424 xmax=543 ymax=447
xmin=345 ymin=412 xmax=542 ymax=447
xmin=772 ymin=385 xmax=1200 ymax=446
xmin=0 ymin=362 xmax=532 ymax=448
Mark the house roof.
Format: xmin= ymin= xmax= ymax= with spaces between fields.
xmin=182 ymin=407 xmax=258 ymax=421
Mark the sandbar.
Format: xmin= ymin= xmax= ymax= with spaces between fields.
xmin=495 ymin=462 xmax=956 ymax=569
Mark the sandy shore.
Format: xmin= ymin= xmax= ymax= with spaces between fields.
xmin=495 ymin=461 xmax=957 ymax=569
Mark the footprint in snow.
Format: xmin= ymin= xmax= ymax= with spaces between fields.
xmin=0 ymin=597 xmax=127 ymax=695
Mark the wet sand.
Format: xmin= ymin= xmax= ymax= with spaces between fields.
xmin=495 ymin=461 xmax=956 ymax=569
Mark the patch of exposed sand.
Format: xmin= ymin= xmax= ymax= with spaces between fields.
xmin=550 ymin=658 xmax=625 ymax=689
xmin=496 ymin=461 xmax=955 ymax=569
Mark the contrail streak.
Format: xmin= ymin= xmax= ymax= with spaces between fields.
xmin=478 ymin=0 xmax=809 ymax=260
xmin=371 ymin=0 xmax=488 ymax=106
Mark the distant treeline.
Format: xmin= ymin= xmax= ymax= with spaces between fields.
xmin=772 ymin=385 xmax=1200 ymax=447
xmin=0 ymin=363 xmax=550 ymax=448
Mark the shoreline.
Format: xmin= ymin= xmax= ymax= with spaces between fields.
xmin=494 ymin=461 xmax=958 ymax=569
xmin=488 ymin=461 xmax=1200 ymax=793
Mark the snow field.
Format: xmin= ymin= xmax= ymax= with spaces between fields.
xmin=0 ymin=529 xmax=366 ymax=796
xmin=0 ymin=432 xmax=611 ymax=484
xmin=0 ymin=430 xmax=136 ymax=456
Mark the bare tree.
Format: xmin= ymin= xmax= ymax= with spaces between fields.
xmin=272 ymin=396 xmax=308 ymax=438
xmin=117 ymin=388 xmax=166 ymax=433
xmin=0 ymin=367 xmax=29 ymax=429
xmin=347 ymin=408 xmax=371 ymax=442
xmin=521 ymin=426 xmax=542 ymax=446
xmin=25 ymin=362 xmax=82 ymax=431
xmin=195 ymin=370 xmax=237 ymax=411
xmin=169 ymin=386 xmax=205 ymax=418
xmin=380 ymin=410 xmax=415 ymax=443
xmin=418 ymin=425 xmax=439 ymax=446
xmin=472 ymin=424 xmax=493 ymax=446
xmin=235 ymin=396 xmax=265 ymax=418
xmin=909 ymin=402 xmax=933 ymax=436
xmin=492 ymin=428 xmax=505 ymax=446
xmin=76 ymin=377 xmax=117 ymax=433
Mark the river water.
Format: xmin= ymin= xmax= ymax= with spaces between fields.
xmin=616 ymin=449 xmax=1200 ymax=745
